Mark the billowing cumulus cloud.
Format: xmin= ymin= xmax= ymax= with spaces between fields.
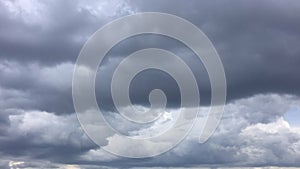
xmin=1 ymin=94 xmax=300 ymax=168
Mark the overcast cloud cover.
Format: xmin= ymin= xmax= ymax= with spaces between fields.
xmin=1 ymin=0 xmax=300 ymax=168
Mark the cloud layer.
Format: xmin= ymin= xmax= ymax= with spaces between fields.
xmin=1 ymin=94 xmax=300 ymax=168
xmin=0 ymin=0 xmax=300 ymax=168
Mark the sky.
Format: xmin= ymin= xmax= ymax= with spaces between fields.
xmin=0 ymin=0 xmax=300 ymax=168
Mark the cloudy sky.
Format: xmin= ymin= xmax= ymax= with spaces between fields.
xmin=1 ymin=0 xmax=300 ymax=168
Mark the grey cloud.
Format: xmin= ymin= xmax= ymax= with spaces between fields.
xmin=1 ymin=0 xmax=300 ymax=168
xmin=0 ymin=0 xmax=135 ymax=65
xmin=0 ymin=94 xmax=299 ymax=168
xmin=90 ymin=94 xmax=300 ymax=168
xmin=0 ymin=61 xmax=74 ymax=114
xmin=1 ymin=0 xmax=300 ymax=113
xmin=0 ymin=109 xmax=96 ymax=161
xmin=85 ymin=0 xmax=300 ymax=108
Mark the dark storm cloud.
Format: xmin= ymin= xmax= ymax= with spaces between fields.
xmin=0 ymin=61 xmax=75 ymax=114
xmin=0 ymin=0 xmax=136 ymax=114
xmin=137 ymin=1 xmax=300 ymax=99
xmin=1 ymin=0 xmax=300 ymax=168
xmin=94 ymin=0 xmax=300 ymax=109
xmin=1 ymin=0 xmax=300 ymax=114
xmin=0 ymin=0 xmax=134 ymax=65
xmin=125 ymin=0 xmax=300 ymax=102
xmin=0 ymin=1 xmax=80 ymax=65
